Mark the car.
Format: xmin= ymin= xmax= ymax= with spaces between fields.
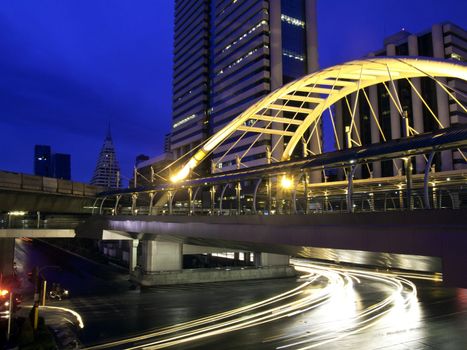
xmin=0 ymin=288 xmax=22 ymax=320
xmin=48 ymin=284 xmax=70 ymax=301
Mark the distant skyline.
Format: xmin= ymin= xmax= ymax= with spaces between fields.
xmin=0 ymin=1 xmax=465 ymax=183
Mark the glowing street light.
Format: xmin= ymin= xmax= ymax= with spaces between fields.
xmin=281 ymin=175 xmax=293 ymax=190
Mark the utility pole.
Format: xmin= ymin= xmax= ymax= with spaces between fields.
xmin=6 ymin=291 xmax=13 ymax=341
xmin=32 ymin=267 xmax=40 ymax=330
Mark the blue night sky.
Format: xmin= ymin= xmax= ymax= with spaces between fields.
xmin=0 ymin=1 xmax=465 ymax=183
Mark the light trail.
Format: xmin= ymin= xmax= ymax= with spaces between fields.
xmin=22 ymin=304 xmax=85 ymax=329
xmin=84 ymin=260 xmax=426 ymax=350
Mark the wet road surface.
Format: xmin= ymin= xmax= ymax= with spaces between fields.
xmin=14 ymin=239 xmax=467 ymax=349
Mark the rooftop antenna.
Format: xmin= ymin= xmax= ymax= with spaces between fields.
xmin=106 ymin=122 xmax=112 ymax=140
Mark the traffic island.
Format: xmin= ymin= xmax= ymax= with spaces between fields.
xmin=130 ymin=265 xmax=296 ymax=286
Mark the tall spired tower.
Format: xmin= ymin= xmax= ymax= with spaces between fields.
xmin=91 ymin=127 xmax=121 ymax=188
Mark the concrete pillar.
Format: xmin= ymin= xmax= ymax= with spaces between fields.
xmin=350 ymin=94 xmax=362 ymax=179
xmin=432 ymin=24 xmax=453 ymax=171
xmin=141 ymin=240 xmax=182 ymax=272
xmin=386 ymin=43 xmax=402 ymax=175
xmin=270 ymin=0 xmax=284 ymax=162
xmin=305 ymin=0 xmax=319 ymax=74
xmin=254 ymin=252 xmax=289 ymax=267
xmin=407 ymin=35 xmax=426 ymax=173
xmin=0 ymin=238 xmax=15 ymax=277
xmin=305 ymin=0 xmax=321 ymax=183
xmin=129 ymin=239 xmax=139 ymax=273
xmin=335 ymin=100 xmax=345 ymax=180
xmin=369 ymin=84 xmax=382 ymax=177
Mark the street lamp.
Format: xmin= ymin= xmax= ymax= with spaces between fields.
xmin=281 ymin=175 xmax=293 ymax=190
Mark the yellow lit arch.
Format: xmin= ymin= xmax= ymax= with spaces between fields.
xmin=171 ymin=57 xmax=467 ymax=182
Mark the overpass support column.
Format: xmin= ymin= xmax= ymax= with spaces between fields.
xmin=346 ymin=165 xmax=356 ymax=213
xmin=253 ymin=253 xmax=289 ymax=267
xmin=404 ymin=157 xmax=413 ymax=210
xmin=148 ymin=192 xmax=155 ymax=215
xmin=141 ymin=240 xmax=182 ymax=272
xmin=188 ymin=188 xmax=193 ymax=215
xmin=131 ymin=193 xmax=138 ymax=215
xmin=167 ymin=191 xmax=173 ymax=215
xmin=424 ymin=152 xmax=436 ymax=209
xmin=236 ymin=182 xmax=242 ymax=215
xmin=267 ymin=177 xmax=273 ymax=214
xmin=0 ymin=238 xmax=15 ymax=277
xmin=129 ymin=239 xmax=139 ymax=273
xmin=210 ymin=186 xmax=216 ymax=216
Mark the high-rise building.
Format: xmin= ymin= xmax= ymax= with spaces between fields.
xmin=52 ymin=153 xmax=71 ymax=180
xmin=34 ymin=145 xmax=52 ymax=177
xmin=170 ymin=0 xmax=318 ymax=173
xmin=34 ymin=145 xmax=71 ymax=180
xmin=335 ymin=22 xmax=467 ymax=178
xmin=91 ymin=128 xmax=121 ymax=188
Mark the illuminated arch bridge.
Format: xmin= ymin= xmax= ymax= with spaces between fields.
xmin=96 ymin=57 xmax=467 ymax=216
xmin=171 ymin=57 xmax=467 ymax=182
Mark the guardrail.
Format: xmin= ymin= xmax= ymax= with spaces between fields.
xmin=0 ymin=213 xmax=87 ymax=229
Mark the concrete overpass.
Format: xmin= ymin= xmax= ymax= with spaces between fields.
xmin=75 ymin=209 xmax=467 ymax=288
xmin=0 ymin=170 xmax=102 ymax=213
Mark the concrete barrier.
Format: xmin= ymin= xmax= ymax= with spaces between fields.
xmin=22 ymin=174 xmax=43 ymax=191
xmin=131 ymin=265 xmax=296 ymax=286
xmin=0 ymin=172 xmax=21 ymax=189
xmin=43 ymin=177 xmax=58 ymax=192
xmin=57 ymin=179 xmax=73 ymax=194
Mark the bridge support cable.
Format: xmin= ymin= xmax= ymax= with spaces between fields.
xmin=343 ymin=96 xmax=363 ymax=147
xmin=91 ymin=197 xmax=100 ymax=215
xmin=114 ymin=194 xmax=122 ymax=216
xmin=406 ymin=75 xmax=467 ymax=165
xmin=362 ymin=88 xmax=387 ymax=142
xmin=252 ymin=178 xmax=262 ymax=214
xmin=303 ymin=69 xmax=344 ymax=157
xmin=99 ymin=196 xmax=107 ymax=215
xmin=166 ymin=57 xmax=467 ymax=183
xmin=424 ymin=152 xmax=436 ymax=210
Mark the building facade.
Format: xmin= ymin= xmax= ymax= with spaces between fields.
xmin=90 ymin=128 xmax=121 ymax=188
xmin=34 ymin=145 xmax=71 ymax=180
xmin=335 ymin=22 xmax=467 ymax=178
xmin=52 ymin=153 xmax=71 ymax=180
xmin=170 ymin=0 xmax=319 ymax=174
xmin=34 ymin=145 xmax=52 ymax=177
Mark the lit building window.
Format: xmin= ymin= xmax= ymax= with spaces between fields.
xmin=281 ymin=14 xmax=305 ymax=28
xmin=282 ymin=49 xmax=305 ymax=61
xmin=173 ymin=114 xmax=196 ymax=129
xmin=217 ymin=45 xmax=268 ymax=76
xmin=221 ymin=20 xmax=268 ymax=54
xmin=450 ymin=53 xmax=463 ymax=61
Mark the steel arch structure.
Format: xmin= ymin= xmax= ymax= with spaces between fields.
xmin=171 ymin=57 xmax=467 ymax=182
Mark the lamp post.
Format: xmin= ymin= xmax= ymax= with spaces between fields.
xmin=32 ymin=265 xmax=60 ymax=330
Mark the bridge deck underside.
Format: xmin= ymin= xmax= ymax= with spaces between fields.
xmin=77 ymin=209 xmax=467 ymax=288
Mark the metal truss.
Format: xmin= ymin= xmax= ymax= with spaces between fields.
xmin=171 ymin=57 xmax=467 ymax=182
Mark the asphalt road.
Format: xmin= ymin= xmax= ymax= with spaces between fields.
xmin=14 ymin=239 xmax=467 ymax=349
